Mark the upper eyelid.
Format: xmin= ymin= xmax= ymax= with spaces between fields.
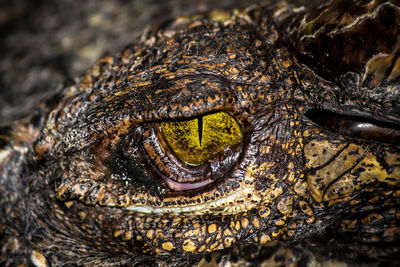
xmin=87 ymin=76 xmax=235 ymax=125
xmin=67 ymin=72 xmax=252 ymax=147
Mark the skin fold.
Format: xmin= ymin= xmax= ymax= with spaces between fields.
xmin=0 ymin=0 xmax=399 ymax=266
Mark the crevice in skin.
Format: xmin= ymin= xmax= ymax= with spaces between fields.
xmin=305 ymin=109 xmax=400 ymax=144
xmin=308 ymin=143 xmax=350 ymax=173
xmin=321 ymin=146 xmax=369 ymax=202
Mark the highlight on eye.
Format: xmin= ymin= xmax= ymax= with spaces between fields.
xmin=160 ymin=111 xmax=242 ymax=166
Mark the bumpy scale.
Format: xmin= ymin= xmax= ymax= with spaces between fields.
xmin=1 ymin=0 xmax=400 ymax=266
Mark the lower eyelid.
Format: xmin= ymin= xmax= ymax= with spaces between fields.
xmin=164 ymin=178 xmax=215 ymax=191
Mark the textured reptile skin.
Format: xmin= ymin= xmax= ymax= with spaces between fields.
xmin=1 ymin=0 xmax=399 ymax=266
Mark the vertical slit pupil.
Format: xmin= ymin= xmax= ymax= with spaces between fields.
xmin=198 ymin=116 xmax=203 ymax=146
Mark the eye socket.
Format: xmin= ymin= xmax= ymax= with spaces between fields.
xmin=160 ymin=111 xmax=243 ymax=166
xmin=66 ymin=110 xmax=246 ymax=208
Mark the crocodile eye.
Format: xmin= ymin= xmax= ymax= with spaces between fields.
xmin=160 ymin=112 xmax=242 ymax=166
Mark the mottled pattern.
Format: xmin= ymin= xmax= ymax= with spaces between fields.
xmin=1 ymin=0 xmax=400 ymax=266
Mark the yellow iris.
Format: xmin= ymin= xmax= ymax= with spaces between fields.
xmin=160 ymin=112 xmax=242 ymax=166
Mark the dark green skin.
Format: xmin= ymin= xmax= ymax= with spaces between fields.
xmin=1 ymin=0 xmax=400 ymax=266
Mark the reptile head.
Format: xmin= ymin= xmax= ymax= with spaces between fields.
xmin=1 ymin=0 xmax=400 ymax=266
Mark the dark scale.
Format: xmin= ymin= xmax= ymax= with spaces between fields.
xmin=1 ymin=0 xmax=400 ymax=266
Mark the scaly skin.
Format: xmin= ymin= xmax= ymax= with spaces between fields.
xmin=1 ymin=0 xmax=400 ymax=266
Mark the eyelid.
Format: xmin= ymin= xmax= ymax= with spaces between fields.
xmin=164 ymin=178 xmax=214 ymax=191
xmin=124 ymin=76 xmax=234 ymax=121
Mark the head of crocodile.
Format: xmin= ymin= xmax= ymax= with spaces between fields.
xmin=1 ymin=0 xmax=400 ymax=266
